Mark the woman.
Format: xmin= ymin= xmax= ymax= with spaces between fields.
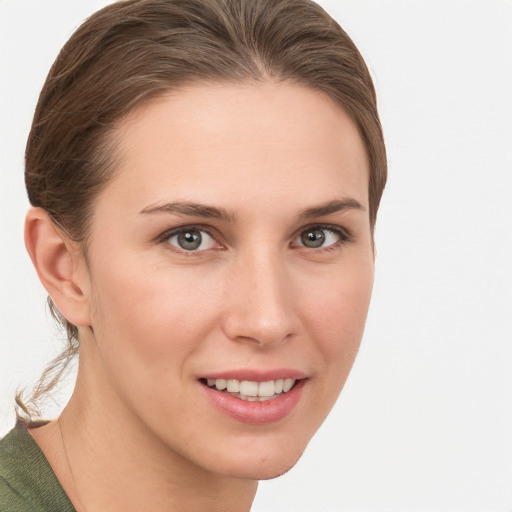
xmin=0 ymin=0 xmax=386 ymax=510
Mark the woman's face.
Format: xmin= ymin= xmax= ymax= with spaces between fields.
xmin=78 ymin=81 xmax=374 ymax=479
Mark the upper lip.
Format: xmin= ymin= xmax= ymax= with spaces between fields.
xmin=199 ymin=369 xmax=307 ymax=382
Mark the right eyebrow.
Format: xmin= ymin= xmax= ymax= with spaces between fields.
xmin=139 ymin=201 xmax=237 ymax=222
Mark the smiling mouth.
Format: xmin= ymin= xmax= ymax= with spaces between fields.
xmin=200 ymin=378 xmax=299 ymax=402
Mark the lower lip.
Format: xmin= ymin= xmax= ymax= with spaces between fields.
xmin=201 ymin=380 xmax=306 ymax=425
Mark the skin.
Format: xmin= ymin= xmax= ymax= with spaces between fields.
xmin=26 ymin=81 xmax=374 ymax=511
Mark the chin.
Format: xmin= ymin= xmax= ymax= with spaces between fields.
xmin=255 ymin=460 xmax=299 ymax=481
xmin=206 ymin=441 xmax=306 ymax=481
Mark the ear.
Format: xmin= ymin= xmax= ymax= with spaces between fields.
xmin=24 ymin=207 xmax=92 ymax=328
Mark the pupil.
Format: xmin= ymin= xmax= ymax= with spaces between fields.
xmin=178 ymin=230 xmax=201 ymax=250
xmin=301 ymin=229 xmax=325 ymax=248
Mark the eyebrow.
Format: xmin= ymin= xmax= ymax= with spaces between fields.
xmin=139 ymin=197 xmax=364 ymax=222
xmin=139 ymin=201 xmax=237 ymax=222
xmin=298 ymin=198 xmax=365 ymax=219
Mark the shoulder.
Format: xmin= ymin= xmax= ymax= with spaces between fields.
xmin=0 ymin=476 xmax=34 ymax=512
xmin=0 ymin=426 xmax=75 ymax=512
xmin=0 ymin=428 xmax=37 ymax=511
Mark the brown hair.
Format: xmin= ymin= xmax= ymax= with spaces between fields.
xmin=19 ymin=0 xmax=386 ymax=419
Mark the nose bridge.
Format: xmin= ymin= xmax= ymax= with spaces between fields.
xmin=222 ymin=246 xmax=297 ymax=346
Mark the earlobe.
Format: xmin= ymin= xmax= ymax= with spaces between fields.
xmin=24 ymin=207 xmax=91 ymax=328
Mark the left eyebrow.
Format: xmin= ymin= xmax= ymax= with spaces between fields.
xmin=299 ymin=198 xmax=365 ymax=219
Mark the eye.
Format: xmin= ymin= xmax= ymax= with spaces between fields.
xmin=166 ymin=228 xmax=218 ymax=252
xmin=294 ymin=226 xmax=346 ymax=249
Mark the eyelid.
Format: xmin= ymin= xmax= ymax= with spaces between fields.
xmin=291 ymin=223 xmax=354 ymax=249
xmin=157 ymin=224 xmax=225 ymax=252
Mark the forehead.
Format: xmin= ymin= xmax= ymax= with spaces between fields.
xmin=102 ymin=81 xmax=369 ymax=215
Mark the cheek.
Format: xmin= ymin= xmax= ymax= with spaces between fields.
xmin=88 ymin=257 xmax=221 ymax=366
xmin=298 ymin=259 xmax=374 ymax=381
xmin=85 ymin=260 xmax=227 ymax=428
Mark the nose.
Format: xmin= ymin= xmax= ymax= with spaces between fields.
xmin=221 ymin=250 xmax=298 ymax=347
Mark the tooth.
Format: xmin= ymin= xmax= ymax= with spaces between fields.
xmin=215 ymin=379 xmax=227 ymax=390
xmin=212 ymin=377 xmax=297 ymax=395
xmin=246 ymin=395 xmax=258 ymax=401
xmin=240 ymin=381 xmax=258 ymax=396
xmin=258 ymin=395 xmax=273 ymax=401
xmin=258 ymin=380 xmax=275 ymax=397
xmin=226 ymin=379 xmax=240 ymax=392
xmin=283 ymin=378 xmax=295 ymax=392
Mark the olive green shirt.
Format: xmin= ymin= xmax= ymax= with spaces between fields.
xmin=0 ymin=425 xmax=75 ymax=511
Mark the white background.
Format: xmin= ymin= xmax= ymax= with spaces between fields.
xmin=1 ymin=1 xmax=511 ymax=511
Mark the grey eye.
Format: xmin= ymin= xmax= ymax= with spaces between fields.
xmin=295 ymin=227 xmax=341 ymax=249
xmin=177 ymin=230 xmax=202 ymax=250
xmin=167 ymin=229 xmax=217 ymax=251
xmin=300 ymin=228 xmax=326 ymax=248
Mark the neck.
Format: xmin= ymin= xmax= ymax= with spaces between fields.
xmin=31 ymin=357 xmax=258 ymax=512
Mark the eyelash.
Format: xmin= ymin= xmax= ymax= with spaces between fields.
xmin=157 ymin=223 xmax=354 ymax=255
xmin=157 ymin=225 xmax=222 ymax=256
xmin=292 ymin=223 xmax=354 ymax=253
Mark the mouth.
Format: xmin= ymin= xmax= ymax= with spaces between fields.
xmin=199 ymin=374 xmax=307 ymax=424
xmin=200 ymin=377 xmax=299 ymax=402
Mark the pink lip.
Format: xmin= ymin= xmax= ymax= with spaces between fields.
xmin=200 ymin=377 xmax=307 ymax=425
